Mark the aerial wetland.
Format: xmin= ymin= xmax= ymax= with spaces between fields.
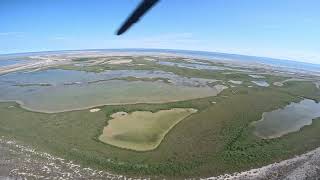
xmin=0 ymin=51 xmax=320 ymax=179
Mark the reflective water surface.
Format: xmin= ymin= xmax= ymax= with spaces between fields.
xmin=254 ymin=99 xmax=320 ymax=138
xmin=0 ymin=69 xmax=226 ymax=113
xmin=0 ymin=59 xmax=28 ymax=67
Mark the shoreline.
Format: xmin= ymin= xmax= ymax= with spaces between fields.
xmin=0 ymin=83 xmax=227 ymax=113
xmin=0 ymin=95 xmax=216 ymax=114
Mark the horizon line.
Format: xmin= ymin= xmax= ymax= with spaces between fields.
xmin=0 ymin=48 xmax=319 ymax=66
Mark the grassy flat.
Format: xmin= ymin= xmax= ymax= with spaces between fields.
xmin=99 ymin=108 xmax=197 ymax=151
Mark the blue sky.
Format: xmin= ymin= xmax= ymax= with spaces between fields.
xmin=1 ymin=0 xmax=320 ymax=64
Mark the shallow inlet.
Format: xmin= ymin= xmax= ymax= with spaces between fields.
xmin=253 ymin=99 xmax=320 ymax=139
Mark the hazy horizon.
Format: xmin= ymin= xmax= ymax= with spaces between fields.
xmin=2 ymin=0 xmax=320 ymax=64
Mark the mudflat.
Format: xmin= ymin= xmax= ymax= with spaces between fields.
xmin=99 ymin=108 xmax=197 ymax=151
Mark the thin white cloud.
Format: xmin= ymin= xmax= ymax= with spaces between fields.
xmin=262 ymin=24 xmax=281 ymax=30
xmin=12 ymin=32 xmax=318 ymax=64
xmin=51 ymin=37 xmax=67 ymax=40
xmin=85 ymin=33 xmax=320 ymax=64
xmin=0 ymin=32 xmax=24 ymax=36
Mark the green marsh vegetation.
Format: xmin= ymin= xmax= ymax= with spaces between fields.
xmin=0 ymin=81 xmax=320 ymax=178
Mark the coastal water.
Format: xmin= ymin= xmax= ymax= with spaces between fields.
xmin=82 ymin=49 xmax=320 ymax=73
xmin=0 ymin=59 xmax=27 ymax=67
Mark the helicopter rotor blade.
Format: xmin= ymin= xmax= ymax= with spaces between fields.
xmin=116 ymin=0 xmax=159 ymax=35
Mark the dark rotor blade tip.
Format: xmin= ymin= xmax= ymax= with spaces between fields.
xmin=116 ymin=0 xmax=159 ymax=35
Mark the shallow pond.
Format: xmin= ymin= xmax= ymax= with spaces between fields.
xmin=253 ymin=99 xmax=320 ymax=139
xmin=158 ymin=61 xmax=229 ymax=71
xmin=0 ymin=69 xmax=226 ymax=113
xmin=252 ymin=80 xmax=270 ymax=87
xmin=249 ymin=74 xmax=265 ymax=78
